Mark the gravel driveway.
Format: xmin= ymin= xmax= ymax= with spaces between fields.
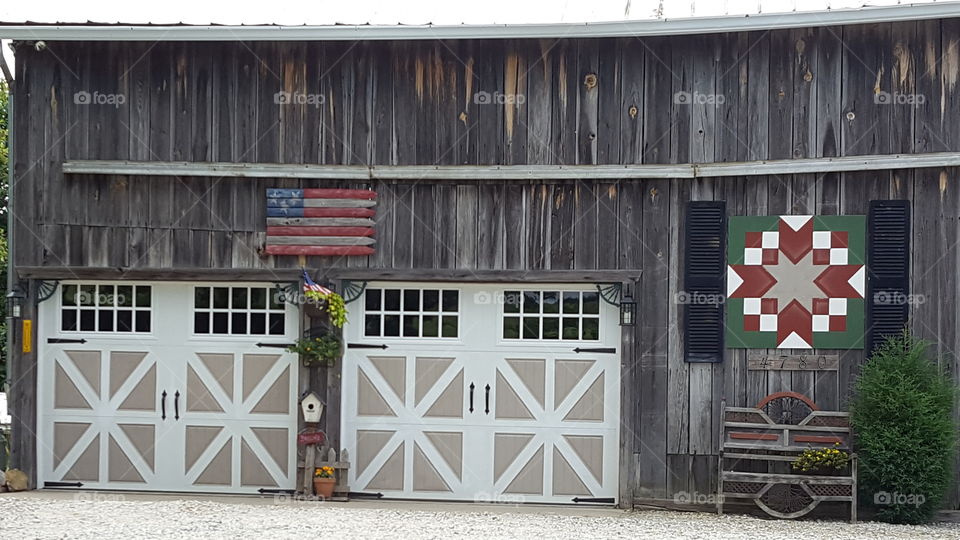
xmin=1 ymin=491 xmax=957 ymax=539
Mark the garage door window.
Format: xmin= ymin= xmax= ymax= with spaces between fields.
xmin=193 ymin=286 xmax=285 ymax=335
xmin=61 ymin=284 xmax=152 ymax=333
xmin=502 ymin=290 xmax=600 ymax=341
xmin=364 ymin=288 xmax=459 ymax=338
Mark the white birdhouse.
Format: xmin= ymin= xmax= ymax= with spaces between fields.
xmin=300 ymin=392 xmax=325 ymax=424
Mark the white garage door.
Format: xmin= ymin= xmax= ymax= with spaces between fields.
xmin=342 ymin=283 xmax=621 ymax=504
xmin=38 ymin=282 xmax=299 ymax=494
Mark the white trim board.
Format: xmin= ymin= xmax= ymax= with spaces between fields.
xmin=3 ymin=3 xmax=960 ymax=41
xmin=63 ymin=152 xmax=960 ymax=181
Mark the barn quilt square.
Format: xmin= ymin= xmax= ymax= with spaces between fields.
xmin=726 ymin=215 xmax=865 ymax=349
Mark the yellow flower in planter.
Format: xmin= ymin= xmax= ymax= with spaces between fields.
xmin=792 ymin=446 xmax=850 ymax=473
xmin=314 ymin=466 xmax=335 ymax=478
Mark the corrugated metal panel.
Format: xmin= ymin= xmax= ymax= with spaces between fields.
xmin=0 ymin=0 xmax=951 ymax=26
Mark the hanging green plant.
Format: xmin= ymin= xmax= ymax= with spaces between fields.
xmin=287 ymin=334 xmax=342 ymax=368
xmin=304 ymin=289 xmax=348 ymax=327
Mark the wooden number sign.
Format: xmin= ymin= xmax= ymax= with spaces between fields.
xmin=747 ymin=352 xmax=839 ymax=371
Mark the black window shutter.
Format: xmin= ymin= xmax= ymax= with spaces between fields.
xmin=866 ymin=200 xmax=910 ymax=354
xmin=684 ymin=201 xmax=726 ymax=362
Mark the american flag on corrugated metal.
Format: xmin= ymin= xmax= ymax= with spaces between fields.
xmin=265 ymin=188 xmax=376 ymax=256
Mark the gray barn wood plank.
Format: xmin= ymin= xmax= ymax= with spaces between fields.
xmin=596 ymin=184 xmax=619 ymax=269
xmin=641 ymin=37 xmax=672 ymax=164
xmin=619 ymin=39 xmax=644 ymax=164
xmin=553 ymin=40 xmax=578 ymax=164
xmin=526 ymin=184 xmax=551 ymax=269
xmin=550 ymin=183 xmax=575 ymax=269
xmin=574 ymin=183 xmax=599 ymax=269
xmin=455 ymin=185 xmax=479 ymax=268
xmin=636 ymin=178 xmax=670 ymax=499
xmin=595 ymin=38 xmax=620 ymax=165
xmin=667 ymin=181 xmax=689 ymax=456
xmin=525 ymin=40 xmax=554 ymax=165
xmin=503 ymin=41 xmax=528 ymax=165
xmin=434 ymin=184 xmax=457 ymax=268
xmin=476 ymin=184 xmax=505 ymax=270
xmin=411 ymin=184 xmax=436 ymax=268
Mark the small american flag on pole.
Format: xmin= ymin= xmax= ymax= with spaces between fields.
xmin=302 ymin=269 xmax=334 ymax=296
xmin=265 ymin=188 xmax=376 ymax=256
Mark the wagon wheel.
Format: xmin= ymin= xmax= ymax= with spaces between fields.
xmin=756 ymin=391 xmax=818 ymax=425
xmin=755 ymin=483 xmax=819 ymax=519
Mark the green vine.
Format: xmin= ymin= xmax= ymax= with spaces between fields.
xmin=305 ymin=289 xmax=348 ymax=327
xmin=287 ymin=334 xmax=342 ymax=368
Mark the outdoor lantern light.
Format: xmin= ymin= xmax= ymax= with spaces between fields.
xmin=619 ymin=285 xmax=637 ymax=326
xmin=6 ymin=286 xmax=25 ymax=319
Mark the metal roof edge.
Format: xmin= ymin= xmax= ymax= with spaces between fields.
xmin=2 ymin=3 xmax=960 ymax=41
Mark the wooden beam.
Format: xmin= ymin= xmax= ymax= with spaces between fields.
xmin=62 ymin=152 xmax=960 ymax=180
xmin=16 ymin=266 xmax=641 ymax=283
xmin=15 ymin=266 xmax=304 ymax=281
xmin=321 ymin=269 xmax=642 ymax=282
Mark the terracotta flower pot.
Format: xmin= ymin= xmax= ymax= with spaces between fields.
xmin=313 ymin=477 xmax=336 ymax=498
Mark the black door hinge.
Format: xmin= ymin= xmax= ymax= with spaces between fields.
xmin=348 ymin=491 xmax=384 ymax=499
xmin=347 ymin=343 xmax=388 ymax=349
xmin=258 ymin=488 xmax=296 ymax=494
xmin=47 ymin=338 xmax=87 ymax=344
xmin=44 ymin=481 xmax=83 ymax=488
xmin=256 ymin=342 xmax=295 ymax=349
xmin=573 ymin=347 xmax=616 ymax=354
xmin=572 ymin=497 xmax=615 ymax=504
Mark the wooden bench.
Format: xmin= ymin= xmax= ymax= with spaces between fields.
xmin=717 ymin=392 xmax=858 ymax=522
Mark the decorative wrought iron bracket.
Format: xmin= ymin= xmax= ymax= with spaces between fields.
xmin=596 ymin=283 xmax=622 ymax=307
xmin=274 ymin=282 xmax=300 ymax=306
xmin=341 ymin=280 xmax=368 ymax=305
xmin=37 ymin=280 xmax=60 ymax=304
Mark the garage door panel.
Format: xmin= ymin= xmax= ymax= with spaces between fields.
xmin=64 ymin=351 xmax=101 ymax=398
xmin=108 ymin=432 xmax=147 ymax=483
xmin=53 ymin=421 xmax=94 ymax=471
xmin=422 ymin=431 xmax=463 ymax=482
xmin=357 ymin=368 xmax=398 ymax=417
xmin=187 ymin=364 xmax=226 ymax=413
xmin=343 ymin=283 xmax=620 ymax=504
xmin=367 ymin=356 xmax=406 ymax=402
xmin=354 ymin=429 xmax=397 ymax=479
xmin=190 ymin=436 xmax=232 ymax=486
xmin=500 ymin=443 xmax=544 ymax=496
xmin=117 ymin=363 xmax=157 ymax=412
xmin=53 ymin=361 xmax=93 ymax=410
xmin=551 ymin=446 xmax=593 ymax=496
xmin=40 ymin=281 xmax=299 ymax=494
xmin=117 ymin=423 xmax=157 ymax=473
xmin=247 ymin=364 xmax=291 ymax=415
xmin=61 ymin=432 xmax=100 ymax=482
xmin=362 ymin=439 xmax=404 ymax=491
xmin=239 ymin=438 xmax=280 ymax=487
xmin=422 ymin=368 xmax=464 ymax=419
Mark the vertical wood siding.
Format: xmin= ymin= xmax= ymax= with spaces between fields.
xmin=10 ymin=23 xmax=960 ymax=506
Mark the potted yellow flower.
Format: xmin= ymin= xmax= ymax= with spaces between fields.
xmin=791 ymin=443 xmax=850 ymax=475
xmin=313 ymin=466 xmax=336 ymax=498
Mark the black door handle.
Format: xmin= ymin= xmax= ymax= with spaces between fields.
xmin=161 ymin=390 xmax=167 ymax=420
xmin=174 ymin=391 xmax=180 ymax=420
xmin=485 ymin=384 xmax=491 ymax=415
xmin=469 ymin=383 xmax=475 ymax=413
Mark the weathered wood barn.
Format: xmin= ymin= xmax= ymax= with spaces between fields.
xmin=3 ymin=2 xmax=960 ymax=509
